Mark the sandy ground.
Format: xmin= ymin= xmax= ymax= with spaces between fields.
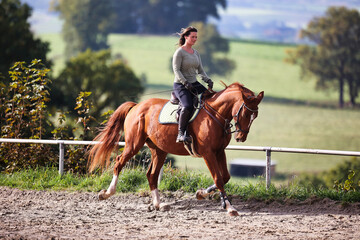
xmin=0 ymin=187 xmax=359 ymax=240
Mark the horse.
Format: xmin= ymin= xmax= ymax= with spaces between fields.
xmin=88 ymin=82 xmax=264 ymax=216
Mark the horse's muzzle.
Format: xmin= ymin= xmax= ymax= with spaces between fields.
xmin=235 ymin=133 xmax=247 ymax=142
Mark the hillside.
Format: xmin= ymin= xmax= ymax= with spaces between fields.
xmin=23 ymin=0 xmax=360 ymax=43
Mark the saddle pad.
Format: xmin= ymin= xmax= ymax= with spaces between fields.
xmin=158 ymin=100 xmax=201 ymax=124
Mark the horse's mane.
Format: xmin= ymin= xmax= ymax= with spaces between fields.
xmin=203 ymin=81 xmax=255 ymax=104
xmin=215 ymin=81 xmax=255 ymax=96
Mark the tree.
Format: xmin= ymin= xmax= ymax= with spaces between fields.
xmin=285 ymin=7 xmax=360 ymax=107
xmin=126 ymin=0 xmax=227 ymax=34
xmin=0 ymin=0 xmax=50 ymax=77
xmin=51 ymin=0 xmax=112 ymax=59
xmin=52 ymin=0 xmax=228 ymax=57
xmin=51 ymin=49 xmax=144 ymax=119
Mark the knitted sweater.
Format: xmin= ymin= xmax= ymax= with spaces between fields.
xmin=172 ymin=47 xmax=210 ymax=84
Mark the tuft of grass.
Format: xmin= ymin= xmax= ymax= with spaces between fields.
xmin=159 ymin=166 xmax=214 ymax=192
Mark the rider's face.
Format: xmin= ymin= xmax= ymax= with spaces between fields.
xmin=185 ymin=32 xmax=197 ymax=46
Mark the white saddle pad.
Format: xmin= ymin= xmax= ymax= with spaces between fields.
xmin=158 ymin=99 xmax=201 ymax=124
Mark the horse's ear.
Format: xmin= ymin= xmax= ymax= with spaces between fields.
xmin=241 ymin=91 xmax=249 ymax=103
xmin=256 ymin=91 xmax=264 ymax=104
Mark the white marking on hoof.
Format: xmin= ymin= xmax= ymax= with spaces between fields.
xmin=98 ymin=189 xmax=108 ymax=200
xmin=99 ymin=174 xmax=118 ymax=200
xmin=151 ymin=189 xmax=160 ymax=210
xmin=225 ymin=200 xmax=239 ymax=216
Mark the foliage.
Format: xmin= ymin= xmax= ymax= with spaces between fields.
xmin=0 ymin=60 xmax=56 ymax=172
xmin=51 ymin=0 xmax=227 ymax=57
xmin=333 ymin=170 xmax=360 ymax=192
xmin=52 ymin=91 xmax=106 ymax=174
xmin=110 ymin=0 xmax=227 ymax=34
xmin=296 ymin=157 xmax=360 ymax=192
xmin=285 ymin=6 xmax=360 ymax=107
xmin=51 ymin=49 xmax=144 ymax=120
xmin=0 ymin=0 xmax=51 ymax=76
xmin=0 ymin=60 xmax=114 ymax=174
xmin=50 ymin=0 xmax=112 ymax=59
xmin=190 ymin=22 xmax=236 ymax=77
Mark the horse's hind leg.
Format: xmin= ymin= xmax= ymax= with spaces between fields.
xmin=99 ymin=115 xmax=147 ymax=200
xmin=146 ymin=145 xmax=167 ymax=210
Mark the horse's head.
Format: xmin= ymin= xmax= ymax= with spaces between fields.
xmin=231 ymin=90 xmax=264 ymax=142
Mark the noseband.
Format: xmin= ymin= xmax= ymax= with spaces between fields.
xmin=232 ymin=102 xmax=258 ymax=134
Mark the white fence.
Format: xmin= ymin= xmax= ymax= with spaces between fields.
xmin=1 ymin=138 xmax=360 ymax=189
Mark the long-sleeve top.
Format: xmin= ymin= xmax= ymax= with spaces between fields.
xmin=172 ymin=47 xmax=211 ymax=85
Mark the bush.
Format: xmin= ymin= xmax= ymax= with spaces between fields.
xmin=0 ymin=61 xmax=110 ymax=174
xmin=296 ymin=157 xmax=360 ymax=191
xmin=0 ymin=60 xmax=57 ymax=172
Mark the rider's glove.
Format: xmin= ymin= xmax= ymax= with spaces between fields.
xmin=207 ymin=79 xmax=214 ymax=89
xmin=184 ymin=81 xmax=194 ymax=91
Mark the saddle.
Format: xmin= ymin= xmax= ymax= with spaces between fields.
xmin=158 ymin=91 xmax=206 ymax=158
xmin=158 ymin=92 xmax=202 ymax=124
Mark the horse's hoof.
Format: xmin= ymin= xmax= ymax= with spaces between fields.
xmin=228 ymin=210 xmax=239 ymax=217
xmin=196 ymin=189 xmax=206 ymax=200
xmin=160 ymin=203 xmax=171 ymax=212
xmin=153 ymin=203 xmax=160 ymax=211
xmin=98 ymin=189 xmax=107 ymax=201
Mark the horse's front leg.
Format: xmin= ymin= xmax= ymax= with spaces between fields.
xmin=146 ymin=146 xmax=167 ymax=210
xmin=220 ymin=191 xmax=239 ymax=216
xmin=201 ymin=151 xmax=239 ymax=216
xmin=196 ymin=184 xmax=238 ymax=216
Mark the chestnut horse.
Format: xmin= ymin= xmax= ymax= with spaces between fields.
xmin=88 ymin=82 xmax=264 ymax=216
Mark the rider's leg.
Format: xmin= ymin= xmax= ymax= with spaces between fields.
xmin=177 ymin=107 xmax=192 ymax=142
xmin=173 ymin=83 xmax=194 ymax=143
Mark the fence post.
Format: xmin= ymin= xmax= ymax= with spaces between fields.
xmin=59 ymin=142 xmax=64 ymax=175
xmin=265 ymin=148 xmax=272 ymax=189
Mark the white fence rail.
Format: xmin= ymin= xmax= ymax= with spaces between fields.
xmin=1 ymin=138 xmax=360 ymax=189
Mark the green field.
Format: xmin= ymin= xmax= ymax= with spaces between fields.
xmin=39 ymin=33 xmax=360 ymax=175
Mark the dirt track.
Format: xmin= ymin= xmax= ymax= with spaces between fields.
xmin=0 ymin=187 xmax=359 ymax=240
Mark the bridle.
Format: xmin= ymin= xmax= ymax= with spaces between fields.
xmin=201 ymin=100 xmax=258 ymax=135
xmin=232 ymin=102 xmax=258 ymax=134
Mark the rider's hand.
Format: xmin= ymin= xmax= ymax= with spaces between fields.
xmin=207 ymin=79 xmax=214 ymax=89
xmin=184 ymin=81 xmax=194 ymax=91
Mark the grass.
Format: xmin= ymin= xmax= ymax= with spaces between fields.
xmin=37 ymin=33 xmax=360 ymax=175
xmin=1 ymin=166 xmax=359 ymax=202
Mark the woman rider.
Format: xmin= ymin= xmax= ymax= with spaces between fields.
xmin=172 ymin=26 xmax=214 ymax=143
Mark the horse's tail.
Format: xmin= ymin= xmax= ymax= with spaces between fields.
xmin=88 ymin=101 xmax=137 ymax=172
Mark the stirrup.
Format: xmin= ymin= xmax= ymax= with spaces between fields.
xmin=176 ymin=132 xmax=191 ymax=143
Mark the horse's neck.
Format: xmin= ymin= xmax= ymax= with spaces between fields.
xmin=205 ymin=91 xmax=239 ymax=120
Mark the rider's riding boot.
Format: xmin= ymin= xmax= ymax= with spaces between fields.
xmin=176 ymin=107 xmax=192 ymax=143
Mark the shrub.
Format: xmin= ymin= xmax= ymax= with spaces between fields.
xmin=0 ymin=60 xmax=57 ymax=172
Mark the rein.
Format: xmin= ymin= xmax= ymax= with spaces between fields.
xmin=200 ymin=98 xmax=258 ymax=135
